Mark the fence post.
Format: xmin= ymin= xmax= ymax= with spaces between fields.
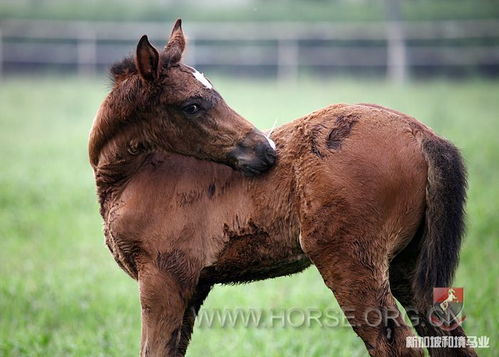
xmin=77 ymin=30 xmax=97 ymax=76
xmin=277 ymin=39 xmax=298 ymax=83
xmin=385 ymin=0 xmax=408 ymax=83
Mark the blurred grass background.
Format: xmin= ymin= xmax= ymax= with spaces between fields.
xmin=0 ymin=76 xmax=497 ymax=356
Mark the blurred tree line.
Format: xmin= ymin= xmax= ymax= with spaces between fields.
xmin=1 ymin=0 xmax=498 ymax=22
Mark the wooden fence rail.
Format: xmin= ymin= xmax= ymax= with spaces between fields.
xmin=1 ymin=19 xmax=499 ymax=82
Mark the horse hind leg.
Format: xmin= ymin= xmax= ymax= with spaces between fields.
xmin=389 ymin=227 xmax=478 ymax=357
xmin=300 ymin=225 xmax=423 ymax=357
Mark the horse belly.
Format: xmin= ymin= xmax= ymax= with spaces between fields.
xmin=199 ymin=231 xmax=311 ymax=284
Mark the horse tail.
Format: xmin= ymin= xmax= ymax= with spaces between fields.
xmin=413 ymin=135 xmax=467 ymax=310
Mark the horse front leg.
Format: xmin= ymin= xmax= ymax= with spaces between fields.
xmin=137 ymin=253 xmax=201 ymax=357
xmin=176 ymin=283 xmax=212 ymax=356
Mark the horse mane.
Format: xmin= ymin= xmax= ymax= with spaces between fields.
xmin=89 ymin=59 xmax=143 ymax=168
xmin=90 ymin=53 xmax=183 ymax=168
xmin=109 ymin=56 xmax=137 ymax=84
xmin=109 ymin=46 xmax=185 ymax=85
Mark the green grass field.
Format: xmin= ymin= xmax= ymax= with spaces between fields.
xmin=0 ymin=76 xmax=497 ymax=356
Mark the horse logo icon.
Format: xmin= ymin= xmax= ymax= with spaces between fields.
xmin=431 ymin=287 xmax=465 ymax=330
xmin=440 ymin=288 xmax=458 ymax=311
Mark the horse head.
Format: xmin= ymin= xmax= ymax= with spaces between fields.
xmin=90 ymin=19 xmax=276 ymax=176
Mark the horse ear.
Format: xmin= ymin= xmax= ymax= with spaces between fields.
xmin=136 ymin=35 xmax=159 ymax=81
xmin=162 ymin=19 xmax=185 ymax=67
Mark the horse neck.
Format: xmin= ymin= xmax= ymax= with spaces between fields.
xmin=92 ymin=127 xmax=153 ymax=217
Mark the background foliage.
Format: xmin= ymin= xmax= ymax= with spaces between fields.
xmin=1 ymin=0 xmax=499 ymax=22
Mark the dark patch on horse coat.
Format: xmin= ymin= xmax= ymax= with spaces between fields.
xmin=156 ymin=250 xmax=199 ymax=291
xmin=207 ymin=183 xmax=216 ymax=198
xmin=165 ymin=327 xmax=181 ymax=355
xmin=386 ymin=316 xmax=396 ymax=343
xmin=177 ymin=189 xmax=203 ymax=206
xmin=106 ymin=231 xmax=141 ymax=279
xmin=310 ymin=124 xmax=328 ymax=158
xmin=327 ymin=114 xmax=358 ymax=150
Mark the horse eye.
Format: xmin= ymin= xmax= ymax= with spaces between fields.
xmin=183 ymin=104 xmax=201 ymax=115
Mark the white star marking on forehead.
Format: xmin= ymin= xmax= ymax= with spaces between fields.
xmin=185 ymin=65 xmax=213 ymax=89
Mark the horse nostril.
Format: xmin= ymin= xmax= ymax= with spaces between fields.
xmin=264 ymin=146 xmax=276 ymax=165
xmin=256 ymin=141 xmax=276 ymax=166
xmin=227 ymin=130 xmax=277 ymax=175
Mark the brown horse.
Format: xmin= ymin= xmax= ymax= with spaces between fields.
xmin=89 ymin=20 xmax=476 ymax=357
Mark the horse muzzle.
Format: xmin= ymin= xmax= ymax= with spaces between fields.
xmin=227 ymin=130 xmax=277 ymax=176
